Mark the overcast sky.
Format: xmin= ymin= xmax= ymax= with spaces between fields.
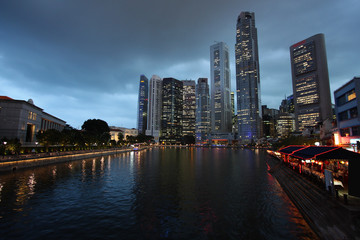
xmin=0 ymin=0 xmax=359 ymax=129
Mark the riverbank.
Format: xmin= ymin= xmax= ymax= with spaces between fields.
xmin=0 ymin=147 xmax=148 ymax=172
xmin=266 ymin=155 xmax=360 ymax=240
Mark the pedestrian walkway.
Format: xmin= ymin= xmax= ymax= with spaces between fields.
xmin=267 ymin=155 xmax=360 ymax=240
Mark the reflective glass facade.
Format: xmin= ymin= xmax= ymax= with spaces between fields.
xmin=195 ymin=78 xmax=210 ymax=143
xmin=235 ymin=12 xmax=262 ymax=142
xmin=210 ymin=42 xmax=232 ymax=134
xmin=137 ymin=75 xmax=148 ymax=135
xmin=160 ymin=78 xmax=183 ymax=144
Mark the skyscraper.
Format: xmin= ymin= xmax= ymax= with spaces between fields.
xmin=210 ymin=42 xmax=232 ymax=134
xmin=146 ymin=75 xmax=162 ymax=142
xmin=182 ymin=80 xmax=196 ymax=137
xmin=290 ymin=34 xmax=332 ymax=131
xmin=160 ymin=78 xmax=183 ymax=144
xmin=137 ymin=75 xmax=148 ymax=135
xmin=236 ymin=11 xmax=262 ymax=142
xmin=195 ymin=78 xmax=210 ymax=144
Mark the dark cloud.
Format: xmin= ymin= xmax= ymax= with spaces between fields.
xmin=0 ymin=0 xmax=359 ymax=128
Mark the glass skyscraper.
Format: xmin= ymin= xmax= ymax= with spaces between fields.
xmin=210 ymin=42 xmax=232 ymax=134
xmin=235 ymin=12 xmax=262 ymax=142
xmin=137 ymin=75 xmax=148 ymax=135
xmin=160 ymin=78 xmax=183 ymax=144
xmin=195 ymin=78 xmax=210 ymax=144
xmin=290 ymin=34 xmax=332 ymax=131
xmin=182 ymin=80 xmax=196 ymax=137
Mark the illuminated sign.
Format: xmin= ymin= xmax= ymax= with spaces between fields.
xmin=292 ymin=40 xmax=306 ymax=49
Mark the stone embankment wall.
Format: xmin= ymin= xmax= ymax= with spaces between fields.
xmin=0 ymin=147 xmax=145 ymax=172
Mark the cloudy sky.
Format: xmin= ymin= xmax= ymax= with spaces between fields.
xmin=0 ymin=0 xmax=359 ymax=129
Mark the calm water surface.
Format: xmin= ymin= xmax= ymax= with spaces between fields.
xmin=0 ymin=148 xmax=318 ymax=239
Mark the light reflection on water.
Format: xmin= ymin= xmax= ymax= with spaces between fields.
xmin=0 ymin=148 xmax=318 ymax=239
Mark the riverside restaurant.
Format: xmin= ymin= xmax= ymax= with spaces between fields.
xmin=269 ymin=146 xmax=360 ymax=198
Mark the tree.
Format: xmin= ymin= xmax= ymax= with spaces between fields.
xmin=81 ymin=119 xmax=110 ymax=145
xmin=136 ymin=134 xmax=154 ymax=144
xmin=36 ymin=129 xmax=61 ymax=147
xmin=118 ymin=131 xmax=124 ymax=144
xmin=0 ymin=137 xmax=21 ymax=155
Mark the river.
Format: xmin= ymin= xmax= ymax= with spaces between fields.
xmin=0 ymin=147 xmax=318 ymax=239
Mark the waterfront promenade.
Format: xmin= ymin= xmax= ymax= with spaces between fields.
xmin=267 ymin=155 xmax=360 ymax=240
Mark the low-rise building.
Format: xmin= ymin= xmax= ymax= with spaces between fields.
xmin=334 ymin=77 xmax=360 ymax=150
xmin=0 ymin=96 xmax=66 ymax=145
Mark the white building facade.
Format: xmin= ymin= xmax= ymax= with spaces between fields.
xmin=145 ymin=75 xmax=163 ymax=142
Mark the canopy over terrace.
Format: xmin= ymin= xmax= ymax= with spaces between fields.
xmin=278 ymin=145 xmax=307 ymax=162
xmin=280 ymin=145 xmax=360 ymax=197
xmin=289 ymin=146 xmax=340 ymax=160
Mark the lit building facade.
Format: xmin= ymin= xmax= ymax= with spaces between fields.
xmin=334 ymin=77 xmax=360 ymax=148
xmin=280 ymin=95 xmax=295 ymax=114
xmin=277 ymin=113 xmax=296 ymax=138
xmin=160 ymin=78 xmax=183 ymax=144
xmin=262 ymin=105 xmax=279 ymax=138
xmin=137 ymin=75 xmax=148 ymax=135
xmin=290 ymin=34 xmax=332 ymax=131
xmin=195 ymin=78 xmax=211 ymax=144
xmin=236 ymin=12 xmax=262 ymax=142
xmin=109 ymin=126 xmax=124 ymax=142
xmin=182 ymin=80 xmax=196 ymax=137
xmin=146 ymin=75 xmax=162 ymax=142
xmin=0 ymin=96 xmax=66 ymax=145
xmin=210 ymin=42 xmax=232 ymax=134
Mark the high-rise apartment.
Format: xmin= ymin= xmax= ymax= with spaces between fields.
xmin=182 ymin=80 xmax=196 ymax=137
xmin=160 ymin=78 xmax=183 ymax=144
xmin=195 ymin=78 xmax=210 ymax=144
xmin=210 ymin=42 xmax=232 ymax=134
xmin=137 ymin=75 xmax=148 ymax=135
xmin=146 ymin=75 xmax=162 ymax=142
xmin=235 ymin=11 xmax=262 ymax=142
xmin=290 ymin=34 xmax=332 ymax=131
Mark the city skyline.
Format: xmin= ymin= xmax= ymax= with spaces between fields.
xmin=0 ymin=0 xmax=359 ymax=129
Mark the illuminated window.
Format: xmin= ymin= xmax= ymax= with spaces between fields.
xmin=347 ymin=91 xmax=356 ymax=101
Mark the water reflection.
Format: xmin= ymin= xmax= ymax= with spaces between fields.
xmin=0 ymin=148 xmax=318 ymax=239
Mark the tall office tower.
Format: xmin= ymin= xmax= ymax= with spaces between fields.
xmin=290 ymin=34 xmax=332 ymax=131
xmin=236 ymin=11 xmax=262 ymax=142
xmin=146 ymin=75 xmax=162 ymax=142
xmin=210 ymin=42 xmax=232 ymax=134
xmin=182 ymin=80 xmax=196 ymax=137
xmin=160 ymin=78 xmax=183 ymax=144
xmin=137 ymin=75 xmax=148 ymax=135
xmin=195 ymin=78 xmax=211 ymax=143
